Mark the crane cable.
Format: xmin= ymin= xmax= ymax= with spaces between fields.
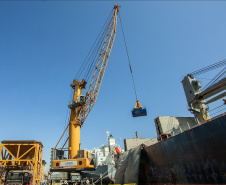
xmin=84 ymin=12 xmax=113 ymax=81
xmin=190 ymin=59 xmax=226 ymax=77
xmin=119 ymin=12 xmax=138 ymax=100
xmin=85 ymin=19 xmax=111 ymax=81
xmin=76 ymin=9 xmax=113 ymax=80
xmin=202 ymin=66 xmax=226 ymax=91
xmin=84 ymin=9 xmax=113 ymax=81
xmin=75 ymin=8 xmax=114 ymax=81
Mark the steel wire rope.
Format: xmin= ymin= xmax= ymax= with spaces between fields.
xmin=119 ymin=12 xmax=138 ymax=100
xmin=86 ymin=17 xmax=112 ymax=81
xmin=74 ymin=26 xmax=110 ymax=123
xmin=209 ymin=70 xmax=226 ymax=88
xmin=86 ymin=21 xmax=112 ymax=82
xmin=84 ymin=28 xmax=107 ymax=80
xmin=208 ymin=104 xmax=225 ymax=112
xmin=203 ymin=67 xmax=226 ymax=89
xmin=202 ymin=67 xmax=226 ymax=91
xmin=208 ymin=69 xmax=226 ymax=87
xmin=75 ymin=8 xmax=114 ymax=80
xmin=197 ymin=77 xmax=213 ymax=81
xmin=209 ymin=107 xmax=226 ymax=116
xmin=190 ymin=59 xmax=226 ymax=77
xmin=84 ymin=15 xmax=112 ymax=82
xmin=84 ymin=10 xmax=113 ymax=81
xmin=76 ymin=9 xmax=113 ymax=80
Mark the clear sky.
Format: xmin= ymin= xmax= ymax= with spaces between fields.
xmin=1 ymin=1 xmax=226 ymax=170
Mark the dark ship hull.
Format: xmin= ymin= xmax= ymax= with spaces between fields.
xmin=139 ymin=114 xmax=226 ymax=184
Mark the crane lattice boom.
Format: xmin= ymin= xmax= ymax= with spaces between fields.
xmin=79 ymin=5 xmax=119 ymax=125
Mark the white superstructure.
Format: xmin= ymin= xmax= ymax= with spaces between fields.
xmin=89 ymin=131 xmax=122 ymax=167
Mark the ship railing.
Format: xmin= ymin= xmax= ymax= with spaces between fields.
xmin=139 ymin=137 xmax=159 ymax=146
xmin=208 ymin=104 xmax=226 ymax=119
xmin=92 ymin=165 xmax=116 ymax=184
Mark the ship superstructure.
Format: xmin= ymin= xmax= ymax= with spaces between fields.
xmin=82 ymin=131 xmax=123 ymax=183
xmin=89 ymin=131 xmax=118 ymax=167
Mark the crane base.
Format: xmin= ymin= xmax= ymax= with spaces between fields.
xmin=51 ymin=158 xmax=94 ymax=172
xmin=50 ymin=167 xmax=94 ymax=172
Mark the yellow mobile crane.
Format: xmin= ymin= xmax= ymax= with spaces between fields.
xmin=51 ymin=4 xmax=119 ymax=172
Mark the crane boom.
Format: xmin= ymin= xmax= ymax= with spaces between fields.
xmin=79 ymin=4 xmax=119 ymax=125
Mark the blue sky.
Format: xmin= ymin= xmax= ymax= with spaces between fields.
xmin=0 ymin=1 xmax=226 ymax=169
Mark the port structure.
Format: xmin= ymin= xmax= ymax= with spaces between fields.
xmin=51 ymin=4 xmax=119 ymax=172
xmin=0 ymin=140 xmax=43 ymax=185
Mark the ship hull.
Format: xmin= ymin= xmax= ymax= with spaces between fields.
xmin=139 ymin=114 xmax=226 ymax=184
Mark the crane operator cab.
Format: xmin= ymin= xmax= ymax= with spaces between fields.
xmin=132 ymin=100 xmax=147 ymax=117
xmin=68 ymin=94 xmax=86 ymax=108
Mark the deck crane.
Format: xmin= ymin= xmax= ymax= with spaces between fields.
xmin=51 ymin=4 xmax=119 ymax=173
xmin=182 ymin=59 xmax=226 ymax=123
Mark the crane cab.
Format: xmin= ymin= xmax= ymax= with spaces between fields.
xmin=78 ymin=95 xmax=86 ymax=105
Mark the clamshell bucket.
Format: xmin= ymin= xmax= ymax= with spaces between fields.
xmin=132 ymin=100 xmax=147 ymax=117
xmin=132 ymin=107 xmax=147 ymax=117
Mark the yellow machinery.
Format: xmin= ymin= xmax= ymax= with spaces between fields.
xmin=0 ymin=140 xmax=43 ymax=185
xmin=40 ymin=160 xmax=46 ymax=183
xmin=51 ymin=4 xmax=119 ymax=172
